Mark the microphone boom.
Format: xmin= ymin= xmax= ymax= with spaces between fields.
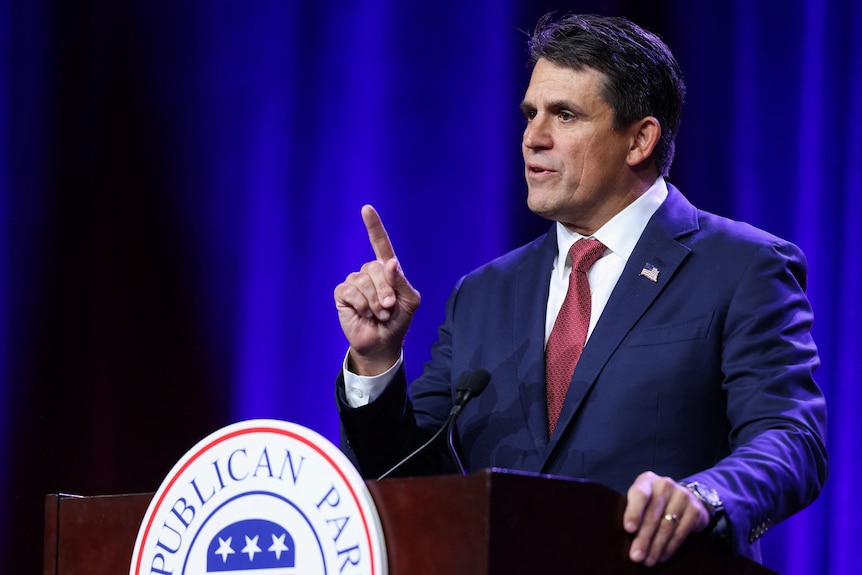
xmin=377 ymin=369 xmax=491 ymax=480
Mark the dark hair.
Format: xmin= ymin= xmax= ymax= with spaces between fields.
xmin=528 ymin=14 xmax=686 ymax=176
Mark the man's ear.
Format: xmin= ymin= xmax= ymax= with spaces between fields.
xmin=626 ymin=116 xmax=661 ymax=168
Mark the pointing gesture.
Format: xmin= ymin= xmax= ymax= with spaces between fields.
xmin=334 ymin=205 xmax=421 ymax=376
xmin=363 ymin=204 xmax=397 ymax=263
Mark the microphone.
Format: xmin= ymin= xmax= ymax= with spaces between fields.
xmin=451 ymin=368 xmax=492 ymax=418
xmin=377 ymin=369 xmax=491 ymax=480
xmin=448 ymin=369 xmax=491 ymax=474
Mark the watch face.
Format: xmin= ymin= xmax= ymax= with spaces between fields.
xmin=693 ymin=482 xmax=722 ymax=507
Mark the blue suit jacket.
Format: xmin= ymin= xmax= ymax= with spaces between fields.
xmin=339 ymin=185 xmax=828 ymax=560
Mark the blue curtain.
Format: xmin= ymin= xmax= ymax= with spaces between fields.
xmin=2 ymin=0 xmax=859 ymax=572
xmin=0 ymin=0 xmax=9 ymax=558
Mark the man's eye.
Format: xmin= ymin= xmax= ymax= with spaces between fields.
xmin=523 ymin=110 xmax=537 ymax=121
xmin=559 ymin=111 xmax=575 ymax=121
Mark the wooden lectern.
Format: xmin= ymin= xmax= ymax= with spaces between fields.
xmin=44 ymin=469 xmax=776 ymax=575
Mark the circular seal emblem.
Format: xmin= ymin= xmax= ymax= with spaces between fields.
xmin=130 ymin=419 xmax=387 ymax=575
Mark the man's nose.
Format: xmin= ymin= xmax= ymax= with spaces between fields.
xmin=523 ymin=116 xmax=552 ymax=150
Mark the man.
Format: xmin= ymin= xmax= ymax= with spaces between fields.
xmin=333 ymin=13 xmax=827 ymax=566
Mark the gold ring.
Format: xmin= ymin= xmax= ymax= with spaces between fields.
xmin=662 ymin=512 xmax=679 ymax=523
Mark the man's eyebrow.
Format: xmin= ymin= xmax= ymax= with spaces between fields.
xmin=545 ymin=99 xmax=581 ymax=113
xmin=519 ymin=99 xmax=583 ymax=114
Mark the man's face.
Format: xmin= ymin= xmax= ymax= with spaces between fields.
xmin=521 ymin=58 xmax=640 ymax=235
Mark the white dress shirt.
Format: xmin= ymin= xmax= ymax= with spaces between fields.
xmin=547 ymin=177 xmax=668 ymax=343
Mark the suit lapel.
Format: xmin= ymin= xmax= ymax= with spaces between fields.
xmin=513 ymin=227 xmax=558 ymax=456
xmin=544 ymin=185 xmax=700 ymax=456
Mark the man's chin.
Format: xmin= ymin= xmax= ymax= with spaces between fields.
xmin=526 ymin=194 xmax=560 ymax=221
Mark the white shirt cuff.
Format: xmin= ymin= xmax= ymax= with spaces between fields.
xmin=342 ymin=349 xmax=404 ymax=408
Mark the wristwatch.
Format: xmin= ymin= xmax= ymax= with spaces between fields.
xmin=682 ymin=481 xmax=724 ymax=524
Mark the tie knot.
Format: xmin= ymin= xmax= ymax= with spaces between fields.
xmin=569 ymin=238 xmax=606 ymax=273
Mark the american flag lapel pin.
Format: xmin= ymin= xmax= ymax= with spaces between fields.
xmin=639 ymin=263 xmax=660 ymax=282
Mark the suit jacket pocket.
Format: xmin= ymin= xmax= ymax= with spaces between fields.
xmin=619 ymin=311 xmax=715 ymax=348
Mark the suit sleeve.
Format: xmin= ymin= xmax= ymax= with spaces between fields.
xmin=336 ymin=277 xmax=471 ymax=479
xmin=336 ymin=355 xmax=458 ymax=478
xmin=681 ymin=239 xmax=828 ymax=554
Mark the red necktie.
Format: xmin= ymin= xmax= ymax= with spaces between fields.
xmin=545 ymin=238 xmax=606 ymax=436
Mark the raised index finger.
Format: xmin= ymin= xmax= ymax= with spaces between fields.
xmin=361 ymin=204 xmax=397 ymax=262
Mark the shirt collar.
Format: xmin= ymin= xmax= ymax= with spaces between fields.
xmin=554 ymin=177 xmax=669 ymax=276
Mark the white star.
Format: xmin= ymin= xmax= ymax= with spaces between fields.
xmin=269 ymin=532 xmax=290 ymax=560
xmin=242 ymin=535 xmax=262 ymax=561
xmin=214 ymin=537 xmax=234 ymax=563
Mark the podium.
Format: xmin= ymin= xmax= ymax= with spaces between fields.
xmin=44 ymin=469 xmax=775 ymax=575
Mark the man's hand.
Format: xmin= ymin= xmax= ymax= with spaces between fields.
xmin=334 ymin=205 xmax=421 ymax=375
xmin=624 ymin=471 xmax=711 ymax=567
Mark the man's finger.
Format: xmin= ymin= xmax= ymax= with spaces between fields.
xmin=624 ymin=471 xmax=656 ymax=533
xmin=361 ymin=204 xmax=397 ymax=263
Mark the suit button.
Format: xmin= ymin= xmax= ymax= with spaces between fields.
xmin=748 ymin=518 xmax=773 ymax=543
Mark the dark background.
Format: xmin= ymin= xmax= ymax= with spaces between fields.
xmin=2 ymin=0 xmax=859 ymax=572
